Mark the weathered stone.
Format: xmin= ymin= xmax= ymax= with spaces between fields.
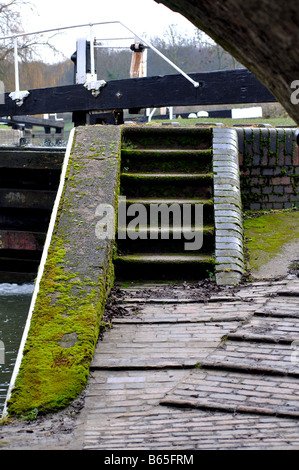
xmin=215 ymin=249 xmax=244 ymax=260
xmin=214 ymin=197 xmax=242 ymax=208
xmin=213 ymin=128 xmax=244 ymax=286
xmin=0 ymin=129 xmax=22 ymax=146
xmin=58 ymin=333 xmax=79 ymax=349
xmin=216 ymin=258 xmax=245 ymax=268
xmin=154 ymin=0 xmax=299 ymax=124
xmin=214 ymin=177 xmax=240 ymax=186
xmin=216 ymin=271 xmax=243 ymax=285
xmin=216 ymin=229 xmax=243 ymax=240
xmin=213 ymin=161 xmax=240 ymax=170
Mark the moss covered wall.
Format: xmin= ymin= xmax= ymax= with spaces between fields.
xmin=237 ymin=128 xmax=299 ymax=211
xmin=7 ymin=125 xmax=122 ymax=416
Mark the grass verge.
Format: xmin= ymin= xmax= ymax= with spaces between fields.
xmin=244 ymin=208 xmax=299 ymax=272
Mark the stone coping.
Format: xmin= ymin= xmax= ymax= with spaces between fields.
xmin=213 ymin=127 xmax=245 ymax=285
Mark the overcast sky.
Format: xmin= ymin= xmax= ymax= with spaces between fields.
xmin=21 ymin=0 xmax=199 ymax=61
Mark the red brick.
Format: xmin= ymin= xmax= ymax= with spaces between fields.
xmin=284 ymin=185 xmax=294 ymax=194
xmin=294 ymin=146 xmax=299 ymax=166
xmin=0 ymin=231 xmax=42 ymax=250
xmin=271 ymin=176 xmax=291 ymax=185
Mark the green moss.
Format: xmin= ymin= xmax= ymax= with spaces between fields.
xmin=7 ymin=238 xmax=109 ymax=417
xmin=121 ymin=149 xmax=213 ymax=174
xmin=244 ymin=209 xmax=299 ymax=271
xmin=121 ymin=126 xmax=212 ymax=150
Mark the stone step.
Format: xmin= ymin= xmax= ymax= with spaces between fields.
xmin=121 ymin=148 xmax=213 ymax=174
xmin=122 ymin=126 xmax=212 ymax=150
xmin=120 ymin=173 xmax=213 ymax=199
xmin=114 ymin=253 xmax=215 ymax=280
xmin=122 ymin=198 xmax=215 ymax=225
xmin=117 ymin=126 xmax=216 ymax=282
xmin=117 ymin=226 xmax=215 ymax=254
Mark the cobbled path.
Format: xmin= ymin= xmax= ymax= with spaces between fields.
xmin=74 ymin=275 xmax=299 ymax=450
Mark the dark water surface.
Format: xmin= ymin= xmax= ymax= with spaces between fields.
xmin=0 ymin=283 xmax=34 ymax=415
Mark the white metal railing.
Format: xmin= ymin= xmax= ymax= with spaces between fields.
xmin=0 ymin=20 xmax=200 ymax=99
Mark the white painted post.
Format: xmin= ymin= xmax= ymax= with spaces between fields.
xmin=14 ymin=37 xmax=20 ymax=92
xmin=140 ymin=46 xmax=150 ymax=119
xmin=89 ymin=24 xmax=96 ymax=78
xmin=148 ymin=108 xmax=157 ymax=122
xmin=76 ymin=38 xmax=88 ymax=84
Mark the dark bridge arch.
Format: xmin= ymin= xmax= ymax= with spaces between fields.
xmin=155 ymin=0 xmax=299 ymax=124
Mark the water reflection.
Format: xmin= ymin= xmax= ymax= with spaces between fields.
xmin=0 ymin=283 xmax=34 ymax=415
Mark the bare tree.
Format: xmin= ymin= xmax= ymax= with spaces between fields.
xmin=0 ymin=1 xmax=37 ymax=61
xmin=0 ymin=0 xmax=63 ymax=89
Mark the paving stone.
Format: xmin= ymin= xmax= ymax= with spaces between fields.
xmin=83 ymin=369 xmax=187 ymax=418
xmin=255 ymin=298 xmax=299 ymax=318
xmin=81 ymin=405 xmax=299 ymax=450
xmin=160 ymin=369 xmax=299 ymax=418
xmin=201 ymin=339 xmax=299 ymax=376
xmin=115 ymin=301 xmax=255 ymax=324
xmin=227 ymin=317 xmax=299 ymax=343
xmin=72 ymin=276 xmax=299 ymax=450
xmin=91 ymin=321 xmax=240 ymax=369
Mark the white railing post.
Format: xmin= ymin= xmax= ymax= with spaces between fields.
xmin=2 ymin=19 xmax=201 ymax=108
xmin=10 ymin=37 xmax=30 ymax=106
xmin=14 ymin=37 xmax=20 ymax=92
xmin=89 ymin=24 xmax=96 ymax=78
xmin=148 ymin=107 xmax=157 ymax=122
xmin=0 ymin=20 xmax=200 ymax=92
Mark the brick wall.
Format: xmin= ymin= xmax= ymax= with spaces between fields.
xmin=237 ymin=127 xmax=299 ymax=211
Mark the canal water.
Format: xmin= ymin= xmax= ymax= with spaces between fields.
xmin=0 ymin=283 xmax=34 ymax=415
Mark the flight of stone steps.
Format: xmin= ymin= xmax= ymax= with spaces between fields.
xmin=114 ymin=126 xmax=216 ymax=281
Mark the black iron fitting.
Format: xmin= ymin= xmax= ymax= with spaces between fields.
xmin=130 ymin=43 xmax=146 ymax=53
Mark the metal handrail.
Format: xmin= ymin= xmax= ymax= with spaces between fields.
xmin=0 ymin=20 xmax=200 ymax=94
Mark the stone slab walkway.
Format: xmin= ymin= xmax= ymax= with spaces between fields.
xmin=2 ymin=275 xmax=299 ymax=450
xmin=74 ymin=275 xmax=299 ymax=450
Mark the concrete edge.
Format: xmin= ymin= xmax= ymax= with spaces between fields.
xmin=0 ymin=129 xmax=23 ymax=146
xmin=213 ymin=127 xmax=245 ymax=286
